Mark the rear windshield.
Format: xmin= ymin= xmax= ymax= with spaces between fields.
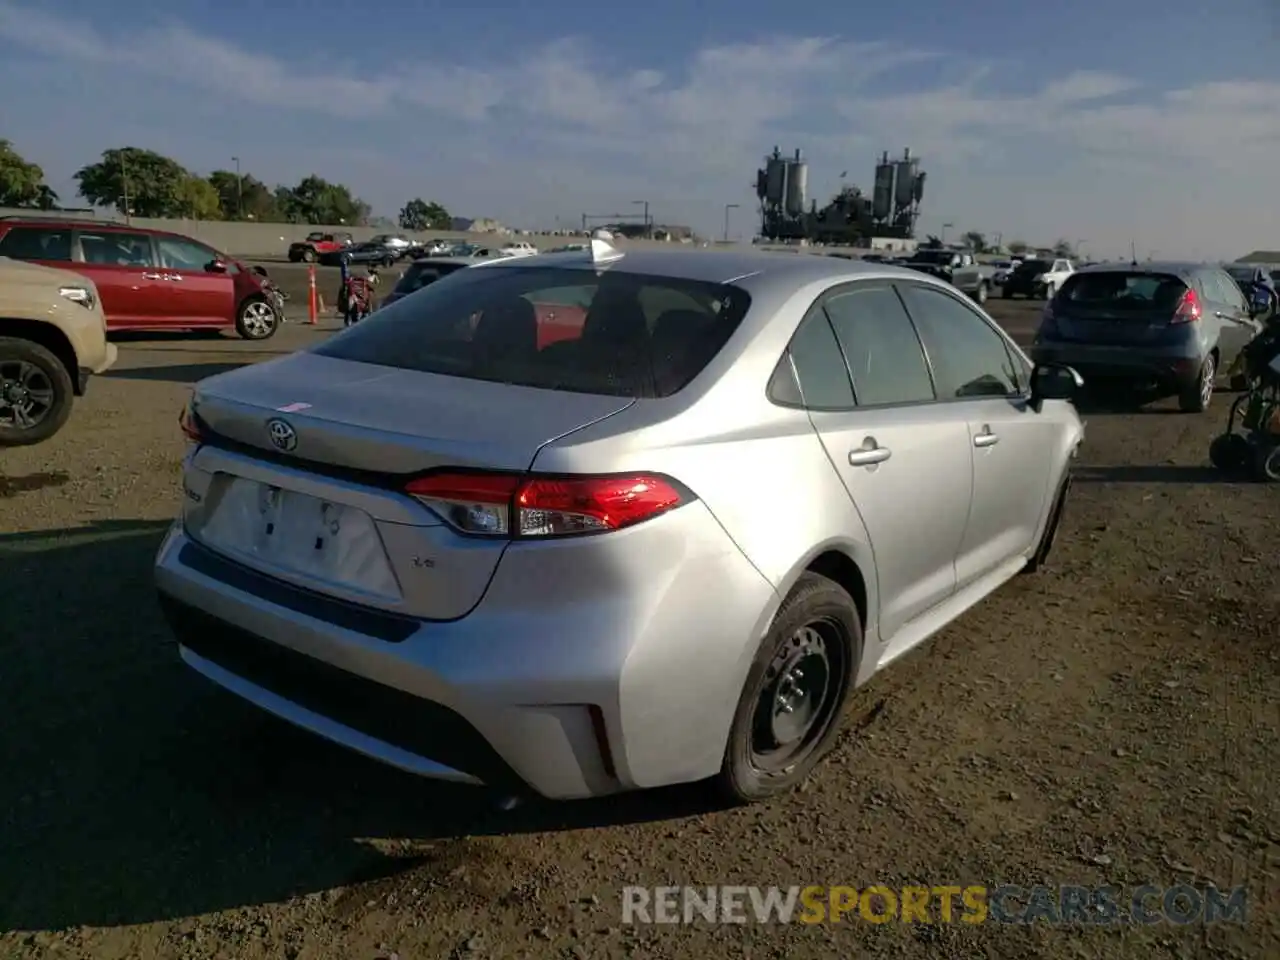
xmin=1060 ymin=271 xmax=1187 ymax=309
xmin=316 ymin=265 xmax=751 ymax=398
xmin=391 ymin=261 xmax=467 ymax=295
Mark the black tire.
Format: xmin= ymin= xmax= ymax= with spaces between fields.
xmin=716 ymin=572 xmax=861 ymax=805
xmin=1209 ymin=433 xmax=1252 ymax=474
xmin=235 ymin=297 xmax=281 ymax=341
xmin=1002 ymin=287 xmax=1014 ymax=299
xmin=1023 ymin=473 xmax=1071 ymax=574
xmin=1178 ymin=352 xmax=1216 ymax=413
xmin=0 ymin=337 xmax=74 ymax=447
xmin=974 ymin=282 xmax=988 ymax=305
xmin=301 ymin=248 xmax=317 ymax=263
xmin=382 ymin=256 xmax=394 ymax=267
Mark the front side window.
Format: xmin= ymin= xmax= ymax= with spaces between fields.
xmin=316 ymin=265 xmax=749 ymax=399
xmin=156 ymin=236 xmax=218 ymax=271
xmin=899 ymin=284 xmax=1022 ymax=398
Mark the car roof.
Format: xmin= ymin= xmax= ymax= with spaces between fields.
xmin=1074 ymin=260 xmax=1204 ymax=278
xmin=0 ymin=215 xmax=224 ymax=247
xmin=475 ymin=247 xmax=936 ymax=289
xmin=407 ymin=256 xmax=478 ymax=267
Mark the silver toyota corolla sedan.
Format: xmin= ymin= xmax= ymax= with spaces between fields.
xmin=155 ymin=239 xmax=1085 ymax=804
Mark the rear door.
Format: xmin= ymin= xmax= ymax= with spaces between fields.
xmin=796 ymin=282 xmax=972 ymax=644
xmin=154 ymin=235 xmax=237 ymax=326
xmin=897 ymin=281 xmax=1058 ymax=588
xmin=72 ymin=228 xmax=165 ymax=328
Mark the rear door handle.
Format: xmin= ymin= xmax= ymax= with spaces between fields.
xmin=974 ymin=426 xmax=1000 ymax=447
xmin=848 ymin=440 xmax=891 ymax=467
xmin=141 ymin=272 xmax=162 ymax=280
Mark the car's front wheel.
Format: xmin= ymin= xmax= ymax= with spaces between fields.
xmin=0 ymin=337 xmax=74 ymax=447
xmin=717 ymin=572 xmax=860 ymax=804
xmin=236 ymin=297 xmax=281 ymax=341
xmin=974 ymin=282 xmax=988 ymax=304
xmin=301 ymin=248 xmax=317 ymax=263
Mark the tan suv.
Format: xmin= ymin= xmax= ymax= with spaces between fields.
xmin=0 ymin=256 xmax=117 ymax=446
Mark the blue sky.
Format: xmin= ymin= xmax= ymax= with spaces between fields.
xmin=2 ymin=0 xmax=1278 ymax=257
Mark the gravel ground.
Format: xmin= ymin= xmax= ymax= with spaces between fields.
xmin=1 ymin=297 xmax=1277 ymax=960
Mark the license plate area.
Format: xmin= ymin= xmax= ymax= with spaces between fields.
xmin=195 ymin=475 xmax=401 ymax=602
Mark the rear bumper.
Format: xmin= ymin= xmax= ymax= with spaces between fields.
xmin=1030 ymin=342 xmax=1202 ymax=389
xmin=153 ymin=508 xmax=776 ymax=800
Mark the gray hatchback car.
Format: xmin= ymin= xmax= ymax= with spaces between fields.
xmin=156 ymin=241 xmax=1084 ymax=804
xmin=1030 ymin=261 xmax=1265 ymax=412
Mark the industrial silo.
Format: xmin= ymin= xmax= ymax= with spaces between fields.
xmin=872 ymin=152 xmax=895 ymax=221
xmin=764 ymin=150 xmax=788 ymax=206
xmin=784 ymin=151 xmax=808 ymax=217
xmin=894 ymin=149 xmax=919 ymax=210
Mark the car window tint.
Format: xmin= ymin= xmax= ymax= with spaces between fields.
xmin=0 ymin=226 xmax=73 ymax=261
xmin=899 ymin=284 xmax=1021 ymax=399
xmin=822 ymin=285 xmax=934 ymax=406
xmin=316 ymin=265 xmax=749 ymax=399
xmin=78 ymin=231 xmax=156 ymax=267
xmin=783 ymin=311 xmax=855 ymax=409
xmin=157 ymin=236 xmax=217 ymax=270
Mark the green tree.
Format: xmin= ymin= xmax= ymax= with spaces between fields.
xmin=962 ymin=230 xmax=987 ymax=253
xmin=207 ymin=170 xmax=280 ymax=221
xmin=0 ymin=139 xmax=47 ymax=207
xmin=399 ymin=197 xmax=451 ymax=231
xmin=177 ymin=176 xmax=222 ymax=219
xmin=75 ymin=147 xmax=191 ymax=217
xmin=276 ymin=175 xmax=370 ymax=225
xmin=1007 ymin=239 xmax=1029 ymax=256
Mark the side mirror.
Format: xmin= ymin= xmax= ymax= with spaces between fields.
xmin=1029 ymin=363 xmax=1083 ymax=411
xmin=206 ymin=260 xmax=228 ymax=273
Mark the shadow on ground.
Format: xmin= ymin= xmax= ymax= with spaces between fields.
xmin=103 ymin=362 xmax=251 ymax=384
xmin=1073 ymin=464 xmax=1244 ymax=484
xmin=0 ymin=521 xmax=719 ymax=933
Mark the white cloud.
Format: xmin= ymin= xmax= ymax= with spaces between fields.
xmin=1 ymin=1 xmax=1277 ymax=256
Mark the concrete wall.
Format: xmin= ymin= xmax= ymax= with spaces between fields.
xmin=0 ymin=208 xmax=702 ymax=257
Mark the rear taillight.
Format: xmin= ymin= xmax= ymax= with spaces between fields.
xmin=178 ymin=401 xmax=203 ymax=443
xmin=405 ymin=471 xmax=690 ymax=539
xmin=1170 ymin=288 xmax=1202 ymax=324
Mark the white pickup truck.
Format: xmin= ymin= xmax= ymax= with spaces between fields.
xmin=900 ymin=249 xmax=997 ymax=304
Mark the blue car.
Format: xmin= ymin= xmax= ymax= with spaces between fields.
xmin=1226 ymin=263 xmax=1276 ymax=318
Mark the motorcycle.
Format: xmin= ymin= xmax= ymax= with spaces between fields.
xmin=1209 ymin=314 xmax=1280 ymax=481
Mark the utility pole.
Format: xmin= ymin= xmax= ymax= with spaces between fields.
xmin=723 ymin=203 xmax=739 ymax=243
xmin=120 ymin=152 xmax=131 ymax=224
xmin=232 ymin=156 xmax=243 ymax=219
xmin=632 ymin=199 xmax=649 ymax=238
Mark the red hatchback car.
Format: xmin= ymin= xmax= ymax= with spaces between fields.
xmin=0 ymin=217 xmax=280 ymax=340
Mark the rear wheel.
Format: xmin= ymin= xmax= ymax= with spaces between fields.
xmin=236 ymin=297 xmax=280 ymax=341
xmin=0 ymin=337 xmax=74 ymax=447
xmin=974 ymin=282 xmax=988 ymax=305
xmin=717 ymin=572 xmax=860 ymax=804
xmin=1179 ymin=353 xmax=1216 ymax=413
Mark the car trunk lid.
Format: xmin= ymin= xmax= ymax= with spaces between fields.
xmin=182 ymin=351 xmax=634 ymax=619
xmin=1049 ymin=271 xmax=1188 ymax=345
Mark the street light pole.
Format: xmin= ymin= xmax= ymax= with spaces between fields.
xmin=632 ymin=199 xmax=649 ymax=237
xmin=232 ymin=156 xmax=243 ymax=219
xmin=723 ymin=203 xmax=739 ymax=243
xmin=941 ymin=221 xmax=954 ymax=246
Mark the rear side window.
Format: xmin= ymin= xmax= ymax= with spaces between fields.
xmin=779 ymin=312 xmax=855 ymax=409
xmin=822 ymin=285 xmax=935 ymax=406
xmin=79 ymin=231 xmax=155 ymax=267
xmin=1060 ymin=271 xmax=1187 ymax=309
xmin=316 ymin=265 xmax=750 ymax=399
xmin=0 ymin=226 xmax=73 ymax=261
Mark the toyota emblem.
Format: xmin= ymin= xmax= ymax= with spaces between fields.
xmin=266 ymin=418 xmax=297 ymax=452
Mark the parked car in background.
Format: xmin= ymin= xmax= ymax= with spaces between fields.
xmin=378 ymin=257 xmax=479 ymax=309
xmin=0 ymin=217 xmax=281 ymax=340
xmin=369 ymin=234 xmax=413 ymax=257
xmin=1225 ymin=263 xmax=1276 ymax=318
xmin=288 ymin=231 xmax=352 ymax=263
xmin=319 ymin=240 xmax=398 ymax=267
xmin=1002 ymin=258 xmax=1074 ymax=299
xmin=156 ymin=245 xmax=1084 ymax=804
xmin=500 ymin=241 xmax=539 ymax=258
xmin=0 ymin=255 xmax=116 ymax=446
xmin=901 ymin=249 xmax=996 ymax=303
xmin=990 ymin=260 xmax=1016 ymax=287
xmin=1030 ymin=262 xmax=1264 ymax=412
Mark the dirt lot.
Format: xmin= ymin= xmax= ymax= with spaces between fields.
xmin=1 ymin=297 xmax=1277 ymax=960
